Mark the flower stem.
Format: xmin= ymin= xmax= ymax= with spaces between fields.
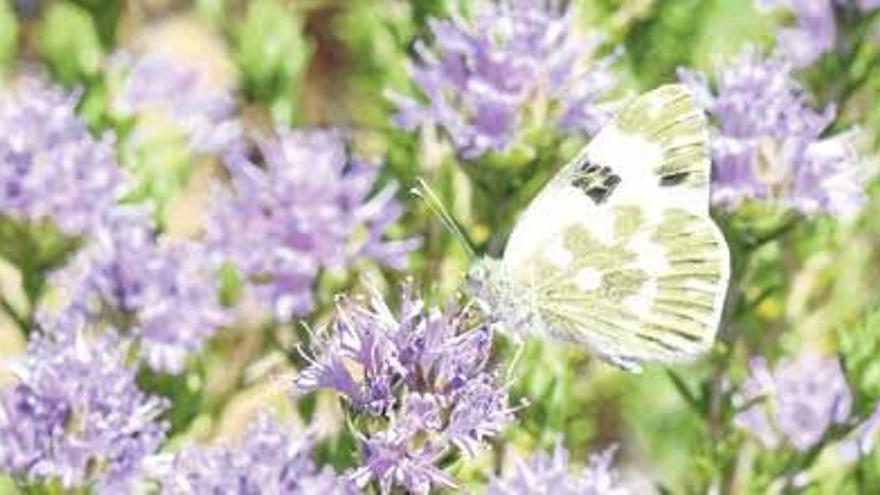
xmin=0 ymin=286 xmax=28 ymax=335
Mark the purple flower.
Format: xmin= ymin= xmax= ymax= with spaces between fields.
xmin=732 ymin=358 xmax=780 ymax=449
xmin=445 ymin=374 xmax=511 ymax=456
xmin=351 ymin=428 xmax=455 ymax=495
xmin=297 ymin=284 xmax=496 ymax=413
xmin=0 ymin=329 xmax=168 ymax=491
xmin=47 ymin=207 xmax=227 ymax=374
xmin=207 ymin=129 xmax=418 ymax=320
xmin=296 ymin=283 xmax=512 ymax=493
xmin=757 ymin=0 xmax=837 ymax=67
xmin=153 ymin=413 xmax=355 ymax=494
xmin=734 ymin=353 xmax=853 ymax=451
xmin=112 ymin=52 xmax=244 ymax=156
xmin=487 ymin=443 xmax=630 ymax=494
xmin=390 ymin=1 xmax=617 ymax=160
xmin=0 ymin=76 xmax=123 ymax=236
xmin=679 ymin=50 xmax=866 ymax=217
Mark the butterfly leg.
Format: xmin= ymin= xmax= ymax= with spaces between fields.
xmin=605 ymin=354 xmax=643 ymax=373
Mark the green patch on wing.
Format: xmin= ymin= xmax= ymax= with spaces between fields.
xmin=522 ymin=208 xmax=649 ymax=346
xmin=513 ymin=204 xmax=727 ymax=363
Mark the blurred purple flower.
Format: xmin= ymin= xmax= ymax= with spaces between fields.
xmin=0 ymin=76 xmax=123 ymax=236
xmin=153 ymin=413 xmax=355 ymax=494
xmin=757 ymin=1 xmax=880 ymax=66
xmin=112 ymin=52 xmax=244 ymax=156
xmin=734 ymin=353 xmax=853 ymax=451
xmin=0 ymin=330 xmax=168 ymax=491
xmin=390 ymin=1 xmax=617 ymax=160
xmin=487 ymin=443 xmax=630 ymax=494
xmin=351 ymin=428 xmax=455 ymax=495
xmin=679 ymin=50 xmax=866 ymax=217
xmin=445 ymin=374 xmax=511 ymax=456
xmin=756 ymin=0 xmax=837 ymax=67
xmin=48 ymin=207 xmax=227 ymax=374
xmin=296 ymin=283 xmax=512 ymax=493
xmin=732 ymin=357 xmax=780 ymax=449
xmin=207 ymin=129 xmax=418 ymax=320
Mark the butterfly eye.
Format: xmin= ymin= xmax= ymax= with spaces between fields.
xmin=465 ymin=269 xmax=479 ymax=286
xmin=465 ymin=266 xmax=485 ymax=291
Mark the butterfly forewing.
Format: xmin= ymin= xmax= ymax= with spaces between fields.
xmin=500 ymin=84 xmax=729 ymax=365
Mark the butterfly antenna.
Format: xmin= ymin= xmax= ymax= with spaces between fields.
xmin=411 ymin=177 xmax=476 ymax=259
xmin=505 ymin=334 xmax=526 ymax=384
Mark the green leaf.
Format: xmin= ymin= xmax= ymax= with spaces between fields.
xmin=118 ymin=123 xmax=195 ymax=218
xmin=234 ymin=0 xmax=310 ymax=124
xmin=623 ymin=0 xmax=718 ymax=89
xmin=137 ymin=366 xmax=206 ymax=436
xmin=0 ymin=1 xmax=17 ymax=79
xmin=37 ymin=2 xmax=104 ymax=84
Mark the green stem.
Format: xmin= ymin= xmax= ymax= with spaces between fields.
xmin=666 ymin=369 xmax=701 ymax=413
xmin=0 ymin=291 xmax=28 ymax=335
xmin=749 ymin=213 xmax=799 ymax=249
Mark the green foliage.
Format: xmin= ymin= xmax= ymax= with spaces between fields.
xmin=0 ymin=2 xmax=16 ymax=80
xmin=117 ymin=124 xmax=199 ymax=222
xmin=234 ymin=0 xmax=311 ymax=124
xmin=37 ymin=2 xmax=104 ymax=84
xmin=839 ymin=309 xmax=880 ymax=410
xmin=624 ymin=0 xmax=718 ymax=88
xmin=332 ymin=0 xmax=413 ymax=128
xmin=137 ymin=365 xmax=207 ymax=437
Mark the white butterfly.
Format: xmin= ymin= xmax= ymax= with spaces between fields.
xmin=465 ymin=84 xmax=731 ymax=371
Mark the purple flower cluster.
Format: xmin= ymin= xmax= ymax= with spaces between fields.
xmin=757 ymin=0 xmax=880 ymax=68
xmin=48 ymin=207 xmax=227 ymax=374
xmin=296 ymin=284 xmax=513 ymax=494
xmin=679 ymin=50 xmax=866 ymax=217
xmin=734 ymin=353 xmax=853 ymax=451
xmin=0 ymin=76 xmax=123 ymax=236
xmin=207 ymin=129 xmax=417 ymax=320
xmin=858 ymin=0 xmax=880 ymax=11
xmin=487 ymin=444 xmax=629 ymax=495
xmin=112 ymin=52 xmax=244 ymax=156
xmin=756 ymin=0 xmax=838 ymax=67
xmin=391 ymin=0 xmax=617 ymax=159
xmin=152 ymin=413 xmax=355 ymax=494
xmin=0 ymin=329 xmax=168 ymax=491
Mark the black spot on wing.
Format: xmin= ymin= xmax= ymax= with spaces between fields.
xmin=571 ymin=159 xmax=621 ymax=205
xmin=660 ymin=171 xmax=690 ymax=187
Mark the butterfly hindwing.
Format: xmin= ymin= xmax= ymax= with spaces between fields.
xmin=505 ymin=204 xmax=727 ymax=365
xmin=499 ymin=84 xmax=729 ymax=366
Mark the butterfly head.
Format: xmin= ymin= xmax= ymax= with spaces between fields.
xmin=466 ymin=256 xmax=544 ymax=337
xmin=465 ymin=257 xmax=504 ymax=310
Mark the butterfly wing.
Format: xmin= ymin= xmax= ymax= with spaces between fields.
xmin=501 ymin=84 xmax=729 ymax=366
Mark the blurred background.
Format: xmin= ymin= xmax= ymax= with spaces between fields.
xmin=1 ymin=0 xmax=880 ymax=493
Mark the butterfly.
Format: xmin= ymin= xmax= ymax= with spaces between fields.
xmin=464 ymin=84 xmax=731 ymax=371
